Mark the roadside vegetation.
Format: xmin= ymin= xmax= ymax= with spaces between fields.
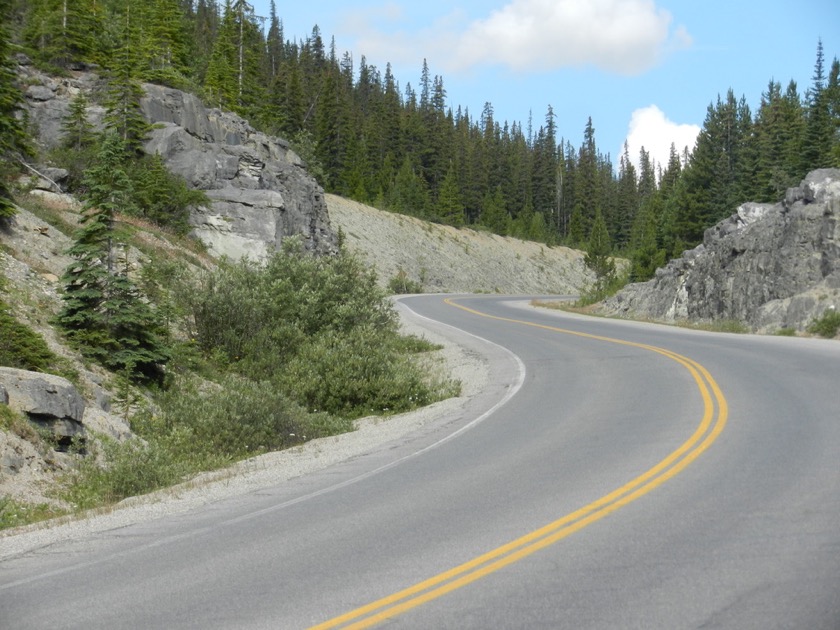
xmin=1 ymin=227 xmax=459 ymax=522
xmin=807 ymin=308 xmax=840 ymax=338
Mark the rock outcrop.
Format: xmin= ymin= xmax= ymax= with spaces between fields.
xmin=18 ymin=60 xmax=336 ymax=259
xmin=601 ymin=169 xmax=840 ymax=332
xmin=140 ymin=84 xmax=335 ymax=259
xmin=0 ymin=367 xmax=86 ymax=449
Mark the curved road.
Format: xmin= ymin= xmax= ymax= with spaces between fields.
xmin=2 ymin=295 xmax=839 ymax=629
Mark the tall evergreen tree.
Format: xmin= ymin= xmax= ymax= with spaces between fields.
xmin=802 ymin=39 xmax=834 ymax=171
xmin=56 ymin=134 xmax=169 ymax=383
xmin=0 ymin=0 xmax=31 ymax=219
xmin=575 ymin=117 xmax=599 ymax=237
xmin=23 ymin=0 xmax=103 ymax=69
xmin=828 ymin=58 xmax=840 ymax=166
xmin=436 ymin=161 xmax=464 ymax=226
xmin=613 ymin=142 xmax=638 ymax=248
xmin=584 ymin=207 xmax=616 ymax=293
xmin=103 ymin=5 xmax=151 ymax=156
xmin=753 ymin=79 xmax=805 ymax=199
xmin=61 ymin=91 xmax=95 ymax=151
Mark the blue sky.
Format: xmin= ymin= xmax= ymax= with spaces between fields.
xmin=250 ymin=0 xmax=838 ymax=173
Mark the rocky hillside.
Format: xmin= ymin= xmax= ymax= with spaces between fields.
xmin=327 ymin=195 xmax=593 ymax=294
xmin=19 ymin=58 xmax=335 ymax=259
xmin=600 ymin=169 xmax=840 ymax=333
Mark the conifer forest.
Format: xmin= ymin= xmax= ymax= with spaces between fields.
xmin=2 ymin=0 xmax=840 ymax=282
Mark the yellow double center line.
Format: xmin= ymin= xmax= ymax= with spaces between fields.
xmin=311 ymin=298 xmax=728 ymax=629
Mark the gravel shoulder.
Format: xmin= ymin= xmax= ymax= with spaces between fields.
xmin=0 ymin=301 xmax=491 ymax=559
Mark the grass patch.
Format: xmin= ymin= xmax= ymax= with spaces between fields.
xmin=0 ymin=496 xmax=65 ymax=530
xmin=0 ymin=291 xmax=79 ymax=383
xmin=807 ymin=309 xmax=840 ymax=338
xmin=19 ymin=193 xmax=78 ymax=237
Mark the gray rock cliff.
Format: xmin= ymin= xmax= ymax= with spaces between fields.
xmin=140 ymin=84 xmax=335 ymax=259
xmin=18 ymin=61 xmax=336 ymax=259
xmin=601 ymin=169 xmax=840 ymax=333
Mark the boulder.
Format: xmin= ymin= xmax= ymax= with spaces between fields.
xmin=601 ymin=169 xmax=840 ymax=332
xmin=0 ymin=367 xmax=86 ymax=448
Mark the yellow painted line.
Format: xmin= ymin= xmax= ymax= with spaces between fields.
xmin=310 ymin=298 xmax=728 ymax=629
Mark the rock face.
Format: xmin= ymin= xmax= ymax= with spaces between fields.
xmin=18 ymin=61 xmax=336 ymax=259
xmin=0 ymin=367 xmax=86 ymax=448
xmin=601 ymin=169 xmax=840 ymax=332
xmin=140 ymin=85 xmax=335 ymax=259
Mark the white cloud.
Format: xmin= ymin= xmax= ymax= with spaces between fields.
xmin=337 ymin=0 xmax=691 ymax=76
xmin=622 ymin=105 xmax=699 ymax=175
xmin=452 ymin=0 xmax=688 ymax=75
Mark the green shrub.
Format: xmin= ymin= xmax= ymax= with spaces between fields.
xmin=62 ymin=435 xmax=190 ymax=510
xmin=388 ymin=268 xmax=424 ymax=294
xmin=0 ymin=296 xmax=77 ymax=383
xmin=189 ymin=240 xmax=396 ymax=378
xmin=277 ymin=326 xmax=448 ymax=418
xmin=807 ymin=308 xmax=840 ymax=338
xmin=149 ymin=374 xmax=347 ymax=456
xmin=577 ymin=270 xmax=628 ymax=307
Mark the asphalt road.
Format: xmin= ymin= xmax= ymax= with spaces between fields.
xmin=2 ymin=295 xmax=839 ymax=629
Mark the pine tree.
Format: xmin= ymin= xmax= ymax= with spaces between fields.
xmin=0 ymin=0 xmax=31 ymax=219
xmin=584 ymin=207 xmax=616 ymax=293
xmin=129 ymin=153 xmax=208 ymax=233
xmin=613 ymin=143 xmax=638 ymax=248
xmin=104 ymin=7 xmax=151 ymax=157
xmin=204 ymin=0 xmax=239 ymax=109
xmin=142 ymin=0 xmax=190 ymax=84
xmin=23 ymin=0 xmax=103 ymax=69
xmin=389 ymin=156 xmax=429 ymax=217
xmin=480 ymin=185 xmax=509 ymax=235
xmin=265 ymin=0 xmax=283 ymax=79
xmin=675 ymin=90 xmax=751 ymax=246
xmin=575 ymin=117 xmax=600 ymax=237
xmin=56 ymin=135 xmax=169 ymax=383
xmin=753 ymin=79 xmax=805 ymax=199
xmin=828 ymin=58 xmax=840 ymax=167
xmin=531 ymin=106 xmax=558 ymax=221
xmin=802 ymin=39 xmax=834 ymax=171
xmin=436 ymin=162 xmax=464 ymax=227
xmin=628 ymin=198 xmax=666 ymax=281
xmin=61 ymin=91 xmax=95 ymax=151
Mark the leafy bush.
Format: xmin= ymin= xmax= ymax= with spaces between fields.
xmin=277 ymin=326 xmax=447 ymax=418
xmin=388 ymin=268 xmax=424 ymax=294
xmin=807 ymin=308 xmax=840 ymax=338
xmin=186 ymin=241 xmax=455 ymax=418
xmin=577 ymin=269 xmax=628 ymax=307
xmin=62 ymin=374 xmax=351 ymax=510
xmin=189 ymin=239 xmax=394 ymax=374
xmin=148 ymin=374 xmax=348 ymax=456
xmin=0 ymin=404 xmax=40 ymax=442
xmin=62 ymin=435 xmax=190 ymax=510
